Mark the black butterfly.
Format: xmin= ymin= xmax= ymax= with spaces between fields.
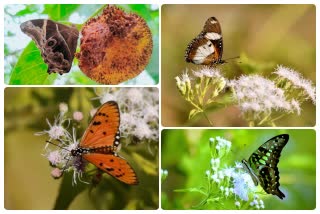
xmin=185 ymin=17 xmax=224 ymax=66
xmin=242 ymin=134 xmax=289 ymax=199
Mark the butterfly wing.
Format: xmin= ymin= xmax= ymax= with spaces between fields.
xmin=80 ymin=101 xmax=120 ymax=148
xmin=203 ymin=17 xmax=223 ymax=62
xmin=20 ymin=19 xmax=79 ymax=74
xmin=185 ymin=35 xmax=216 ymax=65
xmin=185 ymin=17 xmax=223 ymax=65
xmin=248 ymin=134 xmax=289 ymax=199
xmin=83 ymin=153 xmax=138 ymax=185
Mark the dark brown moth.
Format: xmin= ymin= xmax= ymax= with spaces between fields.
xmin=185 ymin=17 xmax=224 ymax=66
xmin=20 ymin=19 xmax=79 ymax=75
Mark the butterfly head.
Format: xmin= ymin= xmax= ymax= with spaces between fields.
xmin=71 ymin=147 xmax=91 ymax=156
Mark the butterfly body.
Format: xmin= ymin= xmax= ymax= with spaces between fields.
xmin=242 ymin=134 xmax=289 ymax=199
xmin=20 ymin=19 xmax=79 ymax=74
xmin=71 ymin=145 xmax=117 ymax=156
xmin=185 ymin=17 xmax=224 ymax=66
xmin=72 ymin=101 xmax=138 ymax=185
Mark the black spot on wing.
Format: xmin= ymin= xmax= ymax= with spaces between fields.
xmin=115 ymin=172 xmax=125 ymax=178
xmin=106 ymin=167 xmax=114 ymax=172
xmin=93 ymin=121 xmax=101 ymax=125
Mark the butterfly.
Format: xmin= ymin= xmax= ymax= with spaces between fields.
xmin=20 ymin=19 xmax=79 ymax=75
xmin=241 ymin=134 xmax=289 ymax=199
xmin=70 ymin=101 xmax=138 ymax=185
xmin=185 ymin=17 xmax=225 ymax=66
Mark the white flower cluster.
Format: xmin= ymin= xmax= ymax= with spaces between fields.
xmin=175 ymin=70 xmax=192 ymax=96
xmin=229 ymin=65 xmax=315 ymax=122
xmin=175 ymin=64 xmax=315 ymax=127
xmin=36 ymin=106 xmax=87 ymax=185
xmin=274 ymin=65 xmax=316 ymax=104
xmin=176 ymin=70 xmax=192 ymax=85
xmin=250 ymin=195 xmax=265 ymax=209
xmin=204 ymin=136 xmax=264 ymax=209
xmin=235 ymin=195 xmax=264 ymax=209
xmin=97 ymin=88 xmax=159 ymax=142
xmin=175 ymin=67 xmax=226 ymax=108
xmin=230 ymin=75 xmax=292 ymax=114
xmin=233 ymin=172 xmax=256 ymax=201
xmin=192 ymin=66 xmax=222 ymax=79
xmin=209 ymin=136 xmax=232 ymax=157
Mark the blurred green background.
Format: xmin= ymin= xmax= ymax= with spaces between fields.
xmin=4 ymin=88 xmax=159 ymax=209
xmin=161 ymin=129 xmax=316 ymax=209
xmin=4 ymin=4 xmax=159 ymax=85
xmin=161 ymin=4 xmax=315 ymax=127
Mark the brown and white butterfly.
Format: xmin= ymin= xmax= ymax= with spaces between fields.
xmin=185 ymin=17 xmax=225 ymax=66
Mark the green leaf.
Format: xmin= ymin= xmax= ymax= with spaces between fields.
xmin=121 ymin=4 xmax=152 ymax=21
xmin=4 ymin=44 xmax=10 ymax=55
xmin=43 ymin=4 xmax=80 ymax=21
xmin=9 ymin=42 xmax=57 ymax=85
xmin=15 ymin=5 xmax=40 ymax=16
xmin=53 ymin=172 xmax=87 ymax=210
xmin=6 ymin=31 xmax=15 ymax=37
xmin=66 ymin=71 xmax=99 ymax=85
xmin=132 ymin=152 xmax=158 ymax=176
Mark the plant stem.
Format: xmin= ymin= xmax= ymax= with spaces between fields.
xmin=202 ymin=111 xmax=214 ymax=126
xmin=258 ymin=112 xmax=272 ymax=126
xmin=270 ymin=114 xmax=285 ymax=123
xmin=188 ymin=100 xmax=202 ymax=111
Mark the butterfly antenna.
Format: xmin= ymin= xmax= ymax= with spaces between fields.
xmin=225 ymin=56 xmax=240 ymax=61
xmin=46 ymin=140 xmax=71 ymax=152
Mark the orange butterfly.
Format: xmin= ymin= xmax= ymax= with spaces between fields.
xmin=70 ymin=101 xmax=138 ymax=185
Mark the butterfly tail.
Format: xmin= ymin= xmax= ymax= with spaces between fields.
xmin=275 ymin=189 xmax=285 ymax=200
